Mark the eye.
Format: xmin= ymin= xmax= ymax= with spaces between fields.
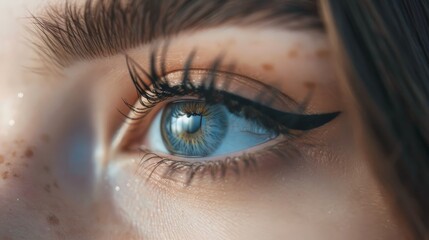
xmin=145 ymin=100 xmax=278 ymax=158
xmin=120 ymin=52 xmax=340 ymax=184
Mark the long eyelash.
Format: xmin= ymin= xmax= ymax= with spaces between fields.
xmin=123 ymin=47 xmax=338 ymax=133
xmin=124 ymin=44 xmax=274 ymax=120
xmin=124 ymin=47 xmax=230 ymax=121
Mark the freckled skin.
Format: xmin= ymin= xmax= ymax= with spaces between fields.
xmin=288 ymin=49 xmax=299 ymax=58
xmin=261 ymin=63 xmax=274 ymax=71
xmin=2 ymin=171 xmax=9 ymax=180
xmin=315 ymin=49 xmax=330 ymax=58
xmin=47 ymin=214 xmax=60 ymax=226
xmin=304 ymin=82 xmax=316 ymax=90
xmin=25 ymin=148 xmax=34 ymax=158
xmin=0 ymin=138 xmax=139 ymax=239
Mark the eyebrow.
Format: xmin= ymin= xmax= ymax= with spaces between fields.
xmin=32 ymin=0 xmax=321 ymax=68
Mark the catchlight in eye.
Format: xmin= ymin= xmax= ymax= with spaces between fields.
xmin=144 ymin=100 xmax=278 ymax=159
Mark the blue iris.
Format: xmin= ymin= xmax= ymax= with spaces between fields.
xmin=160 ymin=101 xmax=277 ymax=157
xmin=162 ymin=101 xmax=227 ymax=157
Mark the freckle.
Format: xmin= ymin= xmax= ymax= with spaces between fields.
xmin=2 ymin=171 xmax=9 ymax=180
xmin=13 ymin=173 xmax=19 ymax=178
xmin=6 ymin=162 xmax=12 ymax=166
xmin=25 ymin=148 xmax=34 ymax=158
xmin=261 ymin=63 xmax=274 ymax=71
xmin=53 ymin=181 xmax=59 ymax=189
xmin=23 ymin=163 xmax=29 ymax=168
xmin=304 ymin=82 xmax=316 ymax=90
xmin=316 ymin=49 xmax=330 ymax=58
xmin=44 ymin=184 xmax=51 ymax=193
xmin=47 ymin=214 xmax=60 ymax=226
xmin=11 ymin=151 xmax=17 ymax=157
xmin=288 ymin=49 xmax=299 ymax=58
xmin=0 ymin=155 xmax=4 ymax=164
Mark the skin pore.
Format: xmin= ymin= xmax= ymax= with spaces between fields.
xmin=0 ymin=0 xmax=410 ymax=239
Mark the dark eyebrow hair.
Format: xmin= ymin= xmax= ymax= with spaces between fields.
xmin=31 ymin=0 xmax=321 ymax=69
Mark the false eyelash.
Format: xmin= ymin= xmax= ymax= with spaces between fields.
xmin=125 ymin=53 xmax=284 ymax=135
xmin=123 ymin=45 xmax=307 ymax=134
xmin=136 ymin=139 xmax=301 ymax=186
xmin=123 ymin=46 xmax=233 ymax=120
xmin=123 ymin=47 xmax=339 ymax=134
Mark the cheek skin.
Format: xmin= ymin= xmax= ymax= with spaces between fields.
xmin=110 ymin=160 xmax=398 ymax=240
xmin=0 ymin=62 xmax=140 ymax=239
xmin=0 ymin=131 xmax=140 ymax=239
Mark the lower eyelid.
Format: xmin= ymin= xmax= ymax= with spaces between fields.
xmin=134 ymin=135 xmax=299 ymax=185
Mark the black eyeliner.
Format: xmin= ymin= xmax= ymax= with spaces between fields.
xmin=215 ymin=92 xmax=340 ymax=131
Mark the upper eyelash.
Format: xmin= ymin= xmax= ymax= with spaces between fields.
xmin=123 ymin=47 xmax=227 ymax=119
xmin=123 ymin=48 xmax=291 ymax=132
xmin=123 ymin=47 xmax=339 ymax=134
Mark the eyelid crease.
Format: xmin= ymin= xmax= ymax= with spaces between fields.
xmin=31 ymin=0 xmax=322 ymax=69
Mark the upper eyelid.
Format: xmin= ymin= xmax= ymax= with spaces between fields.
xmin=124 ymin=52 xmax=340 ymax=133
xmin=30 ymin=0 xmax=322 ymax=69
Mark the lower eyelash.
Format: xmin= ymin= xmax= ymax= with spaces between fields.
xmin=138 ymin=151 xmax=255 ymax=186
xmin=136 ymin=139 xmax=302 ymax=186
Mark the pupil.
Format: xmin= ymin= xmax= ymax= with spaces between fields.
xmin=171 ymin=113 xmax=204 ymax=135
